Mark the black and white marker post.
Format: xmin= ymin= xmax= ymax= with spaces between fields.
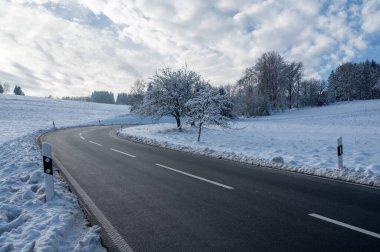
xmin=337 ymin=137 xmax=343 ymax=169
xmin=42 ymin=142 xmax=54 ymax=201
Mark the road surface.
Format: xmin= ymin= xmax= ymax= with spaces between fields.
xmin=42 ymin=126 xmax=380 ymax=251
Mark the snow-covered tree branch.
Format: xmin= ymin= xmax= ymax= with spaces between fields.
xmin=186 ymin=85 xmax=230 ymax=141
xmin=139 ymin=66 xmax=203 ymax=129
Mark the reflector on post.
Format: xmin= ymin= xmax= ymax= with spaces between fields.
xmin=42 ymin=142 xmax=54 ymax=201
xmin=337 ymin=137 xmax=343 ymax=169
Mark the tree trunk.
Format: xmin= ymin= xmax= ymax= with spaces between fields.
xmin=175 ymin=116 xmax=182 ymax=130
xmin=288 ymin=89 xmax=292 ymax=109
xmin=197 ymin=123 xmax=203 ymax=142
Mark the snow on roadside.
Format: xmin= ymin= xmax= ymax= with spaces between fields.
xmin=0 ymin=94 xmax=157 ymax=251
xmin=118 ymin=100 xmax=380 ymax=187
xmin=0 ymin=131 xmax=105 ymax=251
xmin=1 ymin=94 xmax=379 ymax=249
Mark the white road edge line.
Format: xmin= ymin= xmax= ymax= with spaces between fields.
xmin=309 ymin=213 xmax=380 ymax=239
xmin=110 ymin=148 xmax=136 ymax=158
xmin=79 ymin=133 xmax=85 ymax=140
xmin=155 ymin=163 xmax=234 ymax=190
xmin=88 ymin=140 xmax=103 ymax=147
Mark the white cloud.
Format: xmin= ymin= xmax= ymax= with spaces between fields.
xmin=0 ymin=0 xmax=379 ymax=97
xmin=361 ymin=0 xmax=380 ymax=33
xmin=0 ymin=0 xmax=151 ymax=96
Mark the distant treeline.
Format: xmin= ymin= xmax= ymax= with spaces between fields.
xmin=231 ymin=52 xmax=380 ymax=116
xmin=328 ymin=60 xmax=380 ymax=102
xmin=61 ymin=96 xmax=90 ymax=102
xmin=63 ymin=91 xmax=115 ymax=104
xmin=61 ymin=80 xmax=145 ymax=108
xmin=59 ymin=56 xmax=380 ymax=116
xmin=0 ymin=81 xmax=25 ymax=96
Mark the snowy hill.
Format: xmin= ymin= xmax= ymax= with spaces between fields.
xmin=119 ymin=100 xmax=380 ymax=186
xmin=0 ymin=94 xmax=130 ymax=144
xmin=0 ymin=94 xmax=174 ymax=251
xmin=0 ymin=94 xmax=133 ymax=251
xmin=1 ymin=94 xmax=379 ymax=250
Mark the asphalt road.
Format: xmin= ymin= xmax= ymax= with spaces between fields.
xmin=42 ymin=125 xmax=380 ymax=251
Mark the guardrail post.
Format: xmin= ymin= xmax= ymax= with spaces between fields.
xmin=42 ymin=142 xmax=54 ymax=201
xmin=337 ymin=137 xmax=343 ymax=169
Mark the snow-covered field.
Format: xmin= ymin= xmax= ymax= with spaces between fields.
xmin=0 ymin=94 xmax=131 ymax=145
xmin=119 ymin=100 xmax=380 ymax=186
xmin=0 ymin=94 xmax=142 ymax=251
xmin=1 ymin=94 xmax=379 ymax=251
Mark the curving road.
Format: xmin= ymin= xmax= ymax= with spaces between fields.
xmin=42 ymin=126 xmax=380 ymax=251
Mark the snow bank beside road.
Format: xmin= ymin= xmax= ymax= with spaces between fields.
xmin=0 ymin=132 xmax=105 ymax=251
xmin=0 ymin=94 xmax=137 ymax=251
xmin=119 ymin=100 xmax=380 ymax=186
xmin=0 ymin=94 xmax=172 ymax=250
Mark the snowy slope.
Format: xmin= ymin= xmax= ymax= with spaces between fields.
xmin=1 ymin=94 xmax=379 ymax=250
xmin=0 ymin=94 xmax=139 ymax=251
xmin=119 ymin=100 xmax=380 ymax=186
xmin=0 ymin=95 xmax=130 ymax=144
xmin=0 ymin=132 xmax=105 ymax=251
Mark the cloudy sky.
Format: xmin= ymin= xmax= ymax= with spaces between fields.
xmin=0 ymin=0 xmax=379 ymax=97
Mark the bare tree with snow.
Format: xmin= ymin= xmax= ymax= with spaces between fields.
xmin=129 ymin=79 xmax=146 ymax=111
xmin=236 ymin=51 xmax=302 ymax=116
xmin=140 ymin=66 xmax=203 ymax=129
xmin=3 ymin=82 xmax=10 ymax=94
xmin=186 ymin=85 xmax=230 ymax=141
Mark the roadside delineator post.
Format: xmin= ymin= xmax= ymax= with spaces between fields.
xmin=337 ymin=137 xmax=343 ymax=169
xmin=42 ymin=142 xmax=54 ymax=201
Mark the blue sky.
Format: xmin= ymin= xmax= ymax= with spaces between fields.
xmin=0 ymin=0 xmax=379 ymax=97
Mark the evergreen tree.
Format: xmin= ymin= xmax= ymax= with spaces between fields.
xmin=116 ymin=93 xmax=128 ymax=105
xmin=327 ymin=70 xmax=337 ymax=103
xmin=372 ymin=77 xmax=380 ymax=99
xmin=90 ymin=91 xmax=115 ymax=104
xmin=218 ymin=86 xmax=234 ymax=118
xmin=0 ymin=83 xmax=3 ymax=94
xmin=327 ymin=59 xmax=380 ymax=101
xmin=14 ymin=85 xmax=25 ymax=96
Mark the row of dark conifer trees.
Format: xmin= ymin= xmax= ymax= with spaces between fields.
xmin=62 ymin=83 xmax=144 ymax=106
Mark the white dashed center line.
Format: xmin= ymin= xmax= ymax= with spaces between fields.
xmin=309 ymin=213 xmax=380 ymax=239
xmin=88 ymin=140 xmax=103 ymax=147
xmin=79 ymin=133 xmax=85 ymax=140
xmin=110 ymin=148 xmax=136 ymax=158
xmin=155 ymin=163 xmax=234 ymax=190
